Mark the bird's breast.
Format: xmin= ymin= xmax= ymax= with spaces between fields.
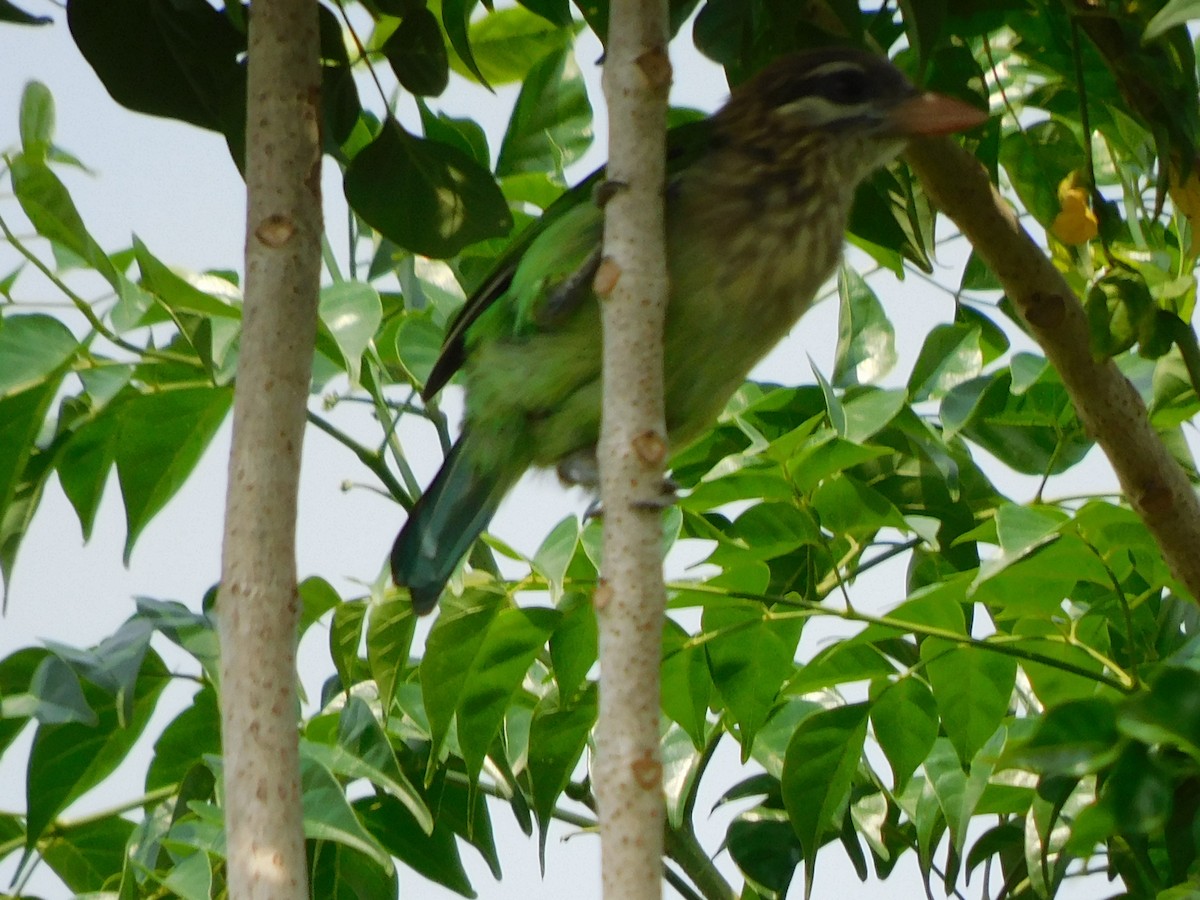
xmin=661 ymin=169 xmax=849 ymax=444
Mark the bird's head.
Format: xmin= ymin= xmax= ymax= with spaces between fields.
xmin=712 ymin=48 xmax=987 ymax=183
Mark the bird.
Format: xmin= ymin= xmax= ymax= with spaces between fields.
xmin=391 ymin=47 xmax=987 ymax=614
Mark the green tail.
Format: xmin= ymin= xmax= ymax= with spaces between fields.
xmin=390 ymin=437 xmax=507 ymax=615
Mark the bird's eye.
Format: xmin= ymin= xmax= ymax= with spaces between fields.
xmin=821 ymin=69 xmax=871 ymax=106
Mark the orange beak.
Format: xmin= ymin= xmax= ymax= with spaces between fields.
xmin=887 ymin=91 xmax=989 ymax=136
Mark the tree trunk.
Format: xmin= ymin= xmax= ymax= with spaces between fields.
xmin=594 ymin=3 xmax=672 ymax=899
xmin=217 ymin=0 xmax=323 ymax=896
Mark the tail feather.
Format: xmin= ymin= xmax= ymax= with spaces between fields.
xmin=391 ymin=438 xmax=508 ymax=614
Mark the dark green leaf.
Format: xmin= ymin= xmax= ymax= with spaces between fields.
xmin=497 ymin=46 xmax=593 ymax=177
xmin=345 ymin=120 xmax=512 ymax=258
xmin=727 ymin=807 xmax=802 ymax=896
xmin=528 ymin=684 xmax=596 ymax=859
xmin=782 ymin=702 xmax=870 ymax=890
xmin=357 ymin=794 xmax=474 ymax=895
xmin=442 ymin=0 xmax=488 ymax=86
xmin=309 ymin=840 xmax=400 ymax=900
xmin=68 ymin=0 xmax=246 ymax=161
xmin=383 ymin=7 xmax=449 ymax=96
xmin=0 ymin=0 xmax=52 ymax=24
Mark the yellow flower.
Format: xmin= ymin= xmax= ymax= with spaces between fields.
xmin=1051 ymin=178 xmax=1098 ymax=245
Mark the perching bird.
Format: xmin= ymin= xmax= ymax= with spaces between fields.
xmin=392 ymin=47 xmax=986 ymax=613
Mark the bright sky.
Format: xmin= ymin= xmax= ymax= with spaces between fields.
xmin=0 ymin=8 xmax=1120 ymax=898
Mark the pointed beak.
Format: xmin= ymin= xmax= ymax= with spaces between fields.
xmin=887 ymin=91 xmax=989 ymax=136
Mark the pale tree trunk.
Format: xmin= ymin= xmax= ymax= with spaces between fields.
xmin=907 ymin=139 xmax=1200 ymax=604
xmin=594 ymin=2 xmax=672 ymax=899
xmin=217 ymin=0 xmax=323 ymax=896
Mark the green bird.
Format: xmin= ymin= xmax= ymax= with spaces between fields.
xmin=392 ymin=47 xmax=986 ymax=614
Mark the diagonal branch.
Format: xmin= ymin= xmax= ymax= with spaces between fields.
xmin=907 ymin=137 xmax=1200 ymax=604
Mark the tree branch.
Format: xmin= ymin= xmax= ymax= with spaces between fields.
xmin=906 ymin=137 xmax=1200 ymax=605
xmin=594 ymin=2 xmax=672 ymax=899
xmin=217 ymin=0 xmax=322 ymax=895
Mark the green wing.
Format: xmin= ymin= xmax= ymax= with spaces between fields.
xmin=421 ymin=118 xmax=713 ymax=401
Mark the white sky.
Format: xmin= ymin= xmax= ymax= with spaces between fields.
xmin=0 ymin=7 xmax=1120 ymax=898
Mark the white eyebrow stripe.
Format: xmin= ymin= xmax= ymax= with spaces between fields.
xmin=805 ymin=61 xmax=867 ymax=79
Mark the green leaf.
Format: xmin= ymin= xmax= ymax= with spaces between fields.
xmin=455 ymin=4 xmax=577 ymax=84
xmin=419 ymin=100 xmax=491 ymax=167
xmin=19 ymin=81 xmax=55 ymax=161
xmin=922 ymin=640 xmax=1015 ymax=764
xmin=451 ymin=605 xmax=559 ymax=779
xmin=907 ymin=323 xmax=983 ymax=402
xmin=25 ymin=651 xmax=168 ymax=850
xmin=134 ymin=238 xmax=240 ymax=320
xmin=0 ymin=313 xmax=77 ymax=399
xmin=330 ymin=599 xmax=367 ymax=691
xmin=1006 ymin=697 xmax=1120 ymax=777
xmin=661 ymin=618 xmax=710 ymax=747
xmin=67 ymin=0 xmax=247 ymax=160
xmin=782 ymin=702 xmax=870 ymax=891
xmin=383 ymin=7 xmax=450 ymax=96
xmin=516 ymin=0 xmax=572 ymax=26
xmin=9 ymin=153 xmax=118 ymax=284
xmin=531 ymin=515 xmax=579 ymax=596
xmin=704 ymin=601 xmax=802 ymax=754
xmin=1119 ymin=666 xmax=1200 ymax=762
xmin=320 ymin=281 xmax=382 ymax=386
xmin=999 ymin=121 xmax=1085 ymax=228
xmin=19 ymin=654 xmax=96 ymax=726
xmin=309 ymin=840 xmax=400 ymax=900
xmin=1144 ymin=0 xmax=1200 ymax=42
xmin=942 ymin=369 xmax=1092 ymax=475
xmin=302 ymin=698 xmax=432 ymax=831
xmin=726 ymin=807 xmax=802 ymax=896
xmin=442 ymin=0 xmax=489 ymax=86
xmin=528 ymin=684 xmax=596 ymax=858
xmin=0 ymin=380 xmax=60 ymax=594
xmin=146 ymin=684 xmax=220 ymax=791
xmin=301 ymin=755 xmax=394 ymax=869
xmin=1 ymin=0 xmax=52 ymax=24
xmin=114 ymin=387 xmax=233 ymax=563
xmin=548 ymin=590 xmax=596 ymax=697
xmin=811 ymin=474 xmax=907 ymax=537
xmin=357 ymin=794 xmax=474 ymax=895
xmin=833 ymin=266 xmax=896 ymax=387
xmin=365 ymin=594 xmax=415 ymax=714
xmin=41 ymin=815 xmax=136 ymax=893
xmin=345 ymin=120 xmax=513 ymax=258
xmin=869 ymin=676 xmax=938 ymax=791
xmin=497 ymin=46 xmax=593 ymax=177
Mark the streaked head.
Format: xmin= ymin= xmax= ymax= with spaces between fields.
xmin=713 ymin=48 xmax=987 ymax=178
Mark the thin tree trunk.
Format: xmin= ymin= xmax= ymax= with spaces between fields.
xmin=594 ymin=2 xmax=672 ymax=899
xmin=217 ymin=0 xmax=323 ymax=895
xmin=908 ymin=137 xmax=1200 ymax=604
